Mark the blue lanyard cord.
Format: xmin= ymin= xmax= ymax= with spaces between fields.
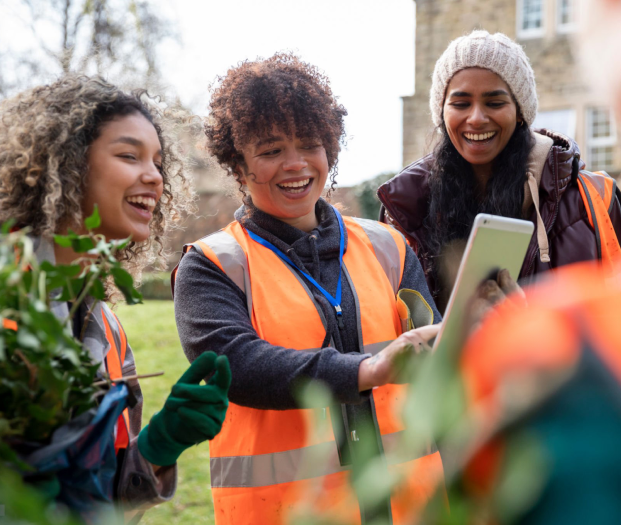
xmin=246 ymin=205 xmax=346 ymax=328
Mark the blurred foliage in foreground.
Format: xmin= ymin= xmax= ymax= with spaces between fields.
xmin=0 ymin=208 xmax=144 ymax=523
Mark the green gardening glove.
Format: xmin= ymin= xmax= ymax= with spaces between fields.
xmin=137 ymin=352 xmax=231 ymax=466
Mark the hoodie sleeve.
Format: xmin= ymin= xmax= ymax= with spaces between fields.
xmin=173 ymin=248 xmax=370 ymax=410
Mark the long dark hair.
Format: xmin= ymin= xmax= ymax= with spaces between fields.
xmin=423 ymin=123 xmax=533 ymax=298
xmin=424 ymin=123 xmax=533 ymax=253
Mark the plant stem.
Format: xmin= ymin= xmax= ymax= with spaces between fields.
xmin=66 ymin=267 xmax=100 ymax=324
xmin=14 ymin=350 xmax=37 ymax=390
xmin=92 ymin=371 xmax=165 ymax=387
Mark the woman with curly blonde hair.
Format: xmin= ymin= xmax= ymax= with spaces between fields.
xmin=0 ymin=75 xmax=230 ymax=518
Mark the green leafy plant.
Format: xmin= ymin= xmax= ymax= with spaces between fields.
xmin=0 ymin=207 xmax=142 ymax=468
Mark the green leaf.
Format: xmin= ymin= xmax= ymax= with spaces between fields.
xmin=70 ymin=236 xmax=95 ymax=253
xmin=59 ymin=348 xmax=81 ymax=367
xmin=1 ymin=219 xmax=16 ymax=234
xmin=42 ymin=262 xmax=81 ymax=278
xmin=16 ymin=330 xmax=40 ymax=350
xmin=55 ymin=276 xmax=85 ymax=301
xmin=27 ymin=403 xmax=57 ymax=422
xmin=84 ymin=205 xmax=101 ymax=230
xmin=111 ymin=267 xmax=134 ymax=288
xmin=117 ymin=283 xmax=143 ymax=305
xmin=88 ymin=278 xmax=106 ymax=300
xmin=53 ymin=235 xmax=73 ymax=248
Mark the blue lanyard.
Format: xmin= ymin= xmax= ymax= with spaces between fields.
xmin=246 ymin=206 xmax=346 ymax=328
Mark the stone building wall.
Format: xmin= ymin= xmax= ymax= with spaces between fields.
xmin=403 ymin=0 xmax=621 ymax=175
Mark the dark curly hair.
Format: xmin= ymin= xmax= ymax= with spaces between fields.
xmin=423 ymin=123 xmax=533 ymax=299
xmin=205 ymin=52 xmax=348 ymax=195
xmin=0 ymin=75 xmax=196 ymax=296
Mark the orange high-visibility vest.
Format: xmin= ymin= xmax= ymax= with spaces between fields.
xmin=178 ymin=216 xmax=444 ymax=525
xmin=576 ymin=170 xmax=621 ymax=273
xmin=459 ymin=261 xmax=621 ymax=500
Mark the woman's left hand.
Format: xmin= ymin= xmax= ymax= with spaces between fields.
xmin=466 ymin=269 xmax=527 ymax=333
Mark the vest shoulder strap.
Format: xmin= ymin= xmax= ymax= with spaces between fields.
xmin=576 ymin=170 xmax=621 ymax=266
xmin=579 ymin=170 xmax=617 ymax=213
xmin=102 ymin=305 xmax=126 ymax=379
xmin=100 ymin=304 xmax=130 ymax=452
xmin=346 ymin=216 xmax=407 ymax=294
xmin=173 ymin=225 xmax=253 ymax=313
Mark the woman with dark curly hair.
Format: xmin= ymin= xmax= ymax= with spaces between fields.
xmin=378 ymin=30 xmax=621 ymax=311
xmin=173 ymin=53 xmax=445 ymax=525
xmin=0 ymin=75 xmax=230 ymax=519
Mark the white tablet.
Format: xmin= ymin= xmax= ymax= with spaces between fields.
xmin=432 ymin=214 xmax=534 ymax=356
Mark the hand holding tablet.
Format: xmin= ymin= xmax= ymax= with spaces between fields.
xmin=432 ymin=214 xmax=535 ymax=357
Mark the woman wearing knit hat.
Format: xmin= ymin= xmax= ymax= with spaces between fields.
xmin=377 ymin=30 xmax=621 ymax=311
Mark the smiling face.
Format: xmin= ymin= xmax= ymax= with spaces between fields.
xmin=238 ymin=131 xmax=329 ymax=232
xmin=443 ymin=68 xmax=521 ymax=181
xmin=82 ymin=113 xmax=164 ymax=243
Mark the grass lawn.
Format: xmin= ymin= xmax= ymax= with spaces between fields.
xmin=116 ymin=300 xmax=215 ymax=525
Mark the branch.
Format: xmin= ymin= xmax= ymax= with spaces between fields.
xmin=14 ymin=350 xmax=37 ymax=390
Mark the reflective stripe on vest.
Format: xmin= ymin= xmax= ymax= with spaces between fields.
xmin=102 ymin=309 xmax=130 ymax=453
xmin=577 ymin=170 xmax=621 ymax=272
xmin=185 ymin=217 xmax=443 ymax=525
xmin=211 ymin=430 xmax=438 ymax=488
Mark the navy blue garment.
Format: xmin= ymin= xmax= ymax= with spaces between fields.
xmin=22 ymin=384 xmax=129 ymax=523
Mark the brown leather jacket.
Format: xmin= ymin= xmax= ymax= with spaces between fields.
xmin=377 ymin=129 xmax=621 ymax=303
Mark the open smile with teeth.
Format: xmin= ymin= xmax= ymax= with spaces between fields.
xmin=277 ymin=178 xmax=312 ymax=194
xmin=126 ymin=195 xmax=156 ymax=212
xmin=464 ymin=131 xmax=497 ymax=142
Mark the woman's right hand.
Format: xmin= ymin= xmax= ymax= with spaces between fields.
xmin=358 ymin=323 xmax=442 ymax=391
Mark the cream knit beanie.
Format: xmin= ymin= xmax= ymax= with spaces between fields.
xmin=430 ymin=30 xmax=538 ymax=127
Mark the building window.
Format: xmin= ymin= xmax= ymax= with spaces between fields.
xmin=533 ymin=109 xmax=576 ymax=138
xmin=517 ymin=0 xmax=545 ymax=39
xmin=557 ymin=0 xmax=577 ymax=33
xmin=586 ymin=107 xmax=617 ymax=171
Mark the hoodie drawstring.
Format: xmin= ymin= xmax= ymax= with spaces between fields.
xmin=526 ymin=171 xmax=551 ymax=263
xmin=309 ymin=235 xmax=321 ymax=281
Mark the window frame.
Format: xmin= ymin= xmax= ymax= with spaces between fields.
xmin=517 ymin=0 xmax=546 ymax=39
xmin=586 ymin=107 xmax=617 ymax=172
xmin=556 ymin=0 xmax=577 ymax=34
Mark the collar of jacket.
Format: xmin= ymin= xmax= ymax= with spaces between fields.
xmin=377 ymin=128 xmax=584 ymax=264
xmin=234 ymin=197 xmax=347 ymax=265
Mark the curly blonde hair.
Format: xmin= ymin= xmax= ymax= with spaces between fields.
xmin=0 ymin=75 xmax=196 ymax=293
